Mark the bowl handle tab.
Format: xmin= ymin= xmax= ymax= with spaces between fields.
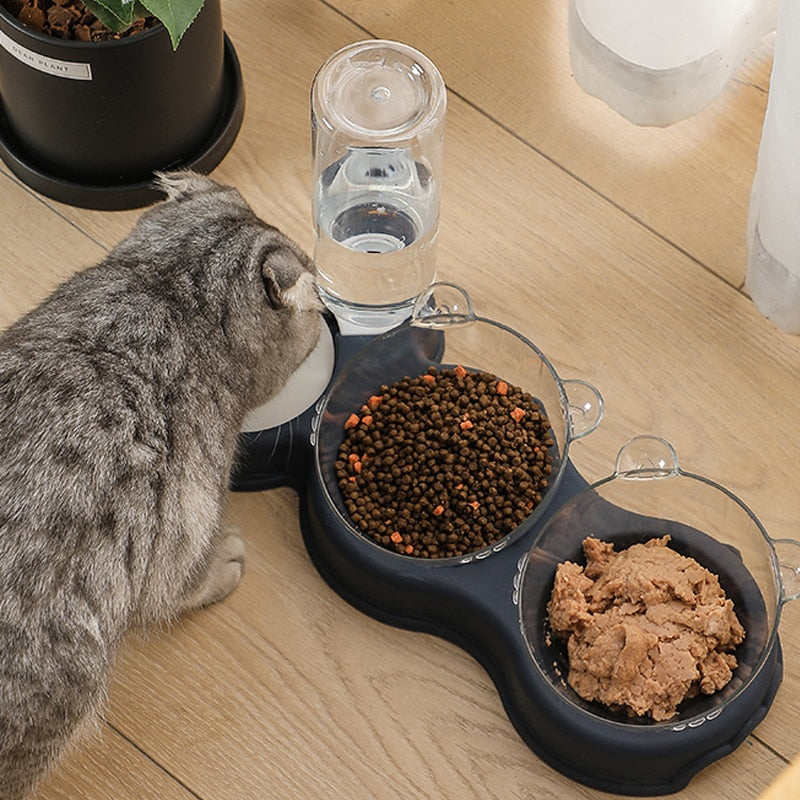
xmin=411 ymin=282 xmax=476 ymax=327
xmin=562 ymin=379 xmax=604 ymax=439
xmin=614 ymin=435 xmax=680 ymax=479
xmin=774 ymin=538 xmax=800 ymax=603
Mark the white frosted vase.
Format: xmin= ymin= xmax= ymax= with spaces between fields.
xmin=569 ymin=0 xmax=778 ymax=126
xmin=746 ymin=0 xmax=800 ymax=334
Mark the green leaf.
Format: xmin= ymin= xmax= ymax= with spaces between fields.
xmin=80 ymin=0 xmax=139 ymax=33
xmin=79 ymin=0 xmax=203 ymax=47
xmin=132 ymin=2 xmax=151 ymax=19
xmin=139 ymin=0 xmax=206 ymax=49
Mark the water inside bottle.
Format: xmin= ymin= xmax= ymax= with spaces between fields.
xmin=314 ymin=147 xmax=438 ymax=330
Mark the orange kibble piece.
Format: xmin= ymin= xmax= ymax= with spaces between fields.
xmin=348 ymin=453 xmax=360 ymax=464
xmin=510 ymin=407 xmax=526 ymax=422
xmin=422 ymin=373 xmax=436 ymax=384
xmin=454 ymin=364 xmax=467 ymax=378
xmin=496 ymin=380 xmax=508 ymax=396
xmin=361 ymin=415 xmax=374 ymax=426
xmin=345 ymin=413 xmax=359 ymax=430
xmin=468 ymin=500 xmax=480 ymax=511
xmin=433 ymin=504 xmax=445 ymax=516
xmin=353 ymin=461 xmax=363 ymax=473
xmin=460 ymin=418 xmax=474 ymax=430
xmin=367 ymin=395 xmax=382 ymax=410
xmin=390 ymin=531 xmax=403 ymax=544
xmin=404 ymin=544 xmax=414 ymax=554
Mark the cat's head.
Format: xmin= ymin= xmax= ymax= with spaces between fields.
xmin=153 ymin=170 xmax=322 ymax=315
xmin=144 ymin=171 xmax=324 ymax=407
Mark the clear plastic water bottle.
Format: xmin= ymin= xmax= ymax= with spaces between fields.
xmin=311 ymin=40 xmax=446 ymax=332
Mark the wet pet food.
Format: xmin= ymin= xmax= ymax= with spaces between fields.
xmin=547 ymin=536 xmax=745 ymax=721
xmin=336 ymin=366 xmax=555 ymax=558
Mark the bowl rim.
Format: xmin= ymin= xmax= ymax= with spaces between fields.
xmin=517 ymin=464 xmax=783 ymax=730
xmin=312 ymin=313 xmax=582 ymax=566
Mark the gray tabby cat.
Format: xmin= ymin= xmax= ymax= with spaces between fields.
xmin=0 ymin=171 xmax=323 ymax=799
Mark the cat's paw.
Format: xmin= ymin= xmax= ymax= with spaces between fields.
xmin=212 ymin=533 xmax=246 ymax=600
xmin=182 ymin=533 xmax=246 ymax=611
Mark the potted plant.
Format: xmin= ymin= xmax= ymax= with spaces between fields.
xmin=0 ymin=0 xmax=245 ymax=209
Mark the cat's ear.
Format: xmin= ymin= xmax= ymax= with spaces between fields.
xmin=262 ymin=252 xmax=321 ymax=313
xmin=154 ymin=170 xmax=217 ymax=201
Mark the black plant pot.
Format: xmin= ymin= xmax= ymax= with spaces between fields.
xmin=0 ymin=0 xmax=244 ymax=209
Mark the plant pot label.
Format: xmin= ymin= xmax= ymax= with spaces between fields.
xmin=0 ymin=30 xmax=92 ymax=80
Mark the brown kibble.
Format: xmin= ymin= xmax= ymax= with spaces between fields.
xmin=338 ymin=367 xmax=554 ymax=559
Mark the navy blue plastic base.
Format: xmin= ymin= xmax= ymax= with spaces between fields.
xmin=299 ymin=454 xmax=783 ymax=796
xmin=231 ymin=326 xmax=783 ymax=796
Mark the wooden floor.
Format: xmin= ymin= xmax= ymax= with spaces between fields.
xmin=4 ymin=0 xmax=800 ymax=797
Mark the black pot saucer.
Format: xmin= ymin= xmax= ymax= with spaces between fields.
xmin=0 ymin=34 xmax=245 ymax=210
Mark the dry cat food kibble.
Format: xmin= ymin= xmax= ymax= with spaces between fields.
xmin=547 ymin=536 xmax=746 ymax=721
xmin=336 ymin=366 xmax=555 ymax=558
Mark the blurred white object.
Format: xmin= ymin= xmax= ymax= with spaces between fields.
xmin=569 ymin=0 xmax=778 ymax=126
xmin=746 ymin=0 xmax=800 ymax=334
xmin=240 ymin=324 xmax=335 ymax=432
